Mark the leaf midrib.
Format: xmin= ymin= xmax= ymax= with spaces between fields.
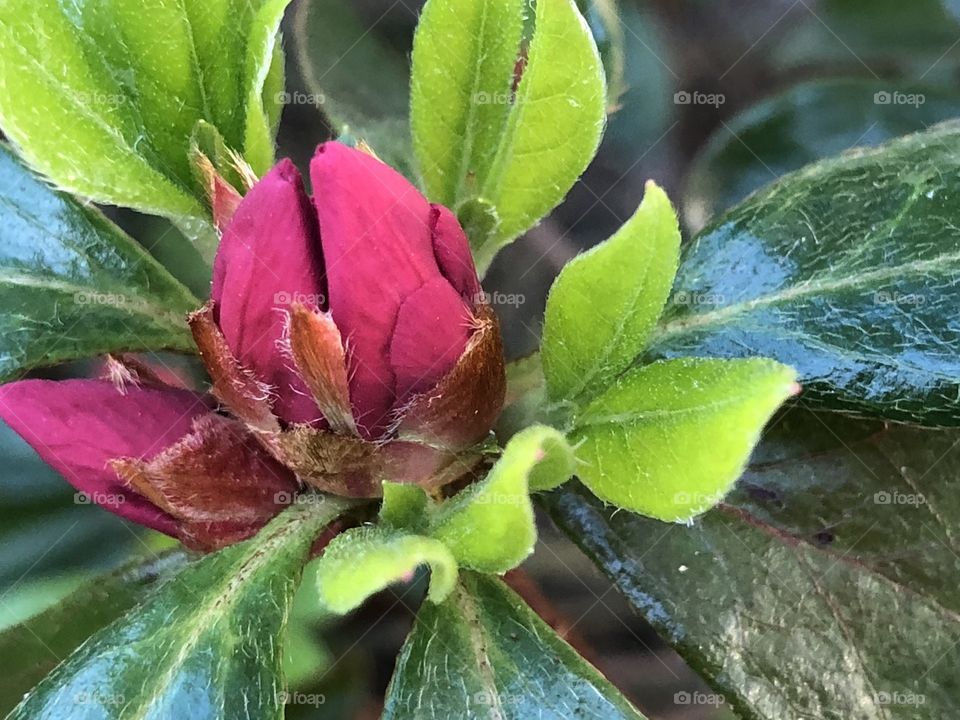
xmin=652 ymin=247 xmax=960 ymax=344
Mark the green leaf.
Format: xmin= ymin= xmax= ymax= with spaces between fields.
xmin=544 ymin=409 xmax=960 ymax=720
xmin=411 ymin=0 xmax=606 ymax=272
xmin=7 ymin=501 xmax=348 ymax=720
xmin=542 ymin=181 xmax=680 ymax=403
xmin=651 ymin=120 xmax=960 ymax=426
xmin=315 ymin=527 xmax=458 ymax=614
xmin=480 ymin=0 xmax=605 ymax=254
xmin=0 ymin=144 xmax=198 ymax=380
xmin=379 ymin=482 xmax=430 ymax=533
xmin=383 ymin=572 xmax=647 ymax=719
xmin=684 ymin=79 xmax=960 ymax=228
xmin=572 ymin=358 xmax=797 ymax=521
xmin=430 ymin=428 xmax=559 ymax=572
xmin=0 ymin=552 xmax=189 ymax=716
xmin=0 ymin=0 xmax=291 ymax=259
xmin=410 ymin=0 xmax=526 ymax=208
xmin=0 ymin=420 xmax=138 ymax=590
xmin=291 ymin=0 xmax=414 ymax=177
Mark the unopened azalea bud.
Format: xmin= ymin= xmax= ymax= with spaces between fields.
xmin=197 ymin=142 xmax=506 ymax=496
xmin=0 ymin=378 xmax=299 ymax=551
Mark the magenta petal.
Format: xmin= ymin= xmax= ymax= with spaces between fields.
xmin=0 ymin=380 xmax=211 ymax=536
xmin=213 ymin=159 xmax=326 ymax=425
xmin=310 ymin=142 xmax=442 ymax=436
xmin=430 ymin=205 xmax=482 ymax=301
xmin=390 ymin=278 xmax=472 ymax=403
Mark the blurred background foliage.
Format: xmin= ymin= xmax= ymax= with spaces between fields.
xmin=4 ymin=0 xmax=960 ymax=717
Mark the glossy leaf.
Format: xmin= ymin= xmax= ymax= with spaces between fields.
xmin=315 ymin=527 xmax=458 ymax=614
xmin=0 ymin=144 xmax=198 ymax=380
xmin=411 ymin=0 xmax=525 ymax=208
xmin=544 ymin=409 xmax=960 ymax=720
xmin=572 ymin=358 xmax=797 ymax=521
xmin=684 ymin=79 xmax=960 ymax=228
xmin=651 ymin=121 xmax=960 ymax=426
xmin=383 ymin=572 xmax=646 ymax=719
xmin=0 ymin=552 xmax=189 ymax=715
xmin=7 ymin=501 xmax=349 ymax=720
xmin=542 ymin=181 xmax=680 ymax=403
xmin=0 ymin=419 xmax=138 ymax=591
xmin=291 ymin=0 xmax=414 ymax=177
xmin=0 ymin=0 xmax=290 ymax=258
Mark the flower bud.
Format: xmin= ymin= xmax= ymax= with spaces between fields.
xmin=199 ymin=142 xmax=506 ymax=496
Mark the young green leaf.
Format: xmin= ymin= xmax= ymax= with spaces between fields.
xmin=652 ymin=120 xmax=960 ymax=426
xmin=572 ymin=357 xmax=797 ymax=521
xmin=383 ymin=573 xmax=648 ymax=719
xmin=430 ymin=429 xmax=553 ymax=573
xmin=542 ymin=181 xmax=680 ymax=403
xmin=0 ymin=144 xmax=199 ymax=381
xmin=7 ymin=501 xmax=349 ymax=720
xmin=411 ymin=0 xmax=606 ymax=273
xmin=379 ymin=482 xmax=430 ymax=532
xmin=315 ymin=527 xmax=458 ymax=614
xmin=411 ymin=0 xmax=526 ymax=208
xmin=0 ymin=0 xmax=291 ymax=259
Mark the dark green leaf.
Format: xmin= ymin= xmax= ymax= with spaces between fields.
xmin=544 ymin=410 xmax=960 ymax=720
xmin=383 ymin=572 xmax=647 ymax=719
xmin=0 ymin=552 xmax=189 ymax=716
xmin=650 ymin=121 xmax=960 ymax=426
xmin=0 ymin=419 xmax=137 ymax=590
xmin=0 ymin=144 xmax=199 ymax=380
xmin=291 ymin=0 xmax=414 ymax=177
xmin=8 ymin=501 xmax=349 ymax=720
xmin=684 ymin=79 xmax=960 ymax=227
xmin=0 ymin=0 xmax=289 ymax=258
